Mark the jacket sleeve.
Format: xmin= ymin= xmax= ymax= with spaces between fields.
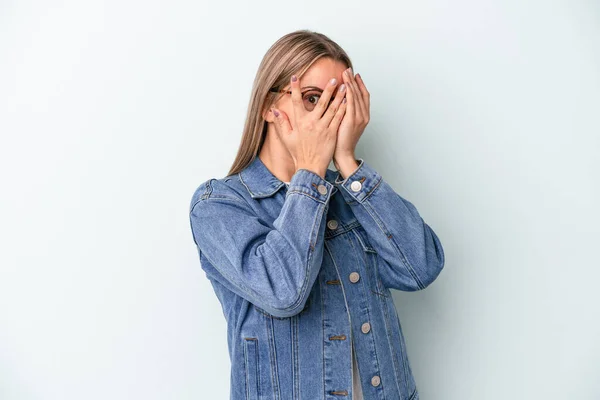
xmin=189 ymin=169 xmax=334 ymax=318
xmin=335 ymin=158 xmax=445 ymax=291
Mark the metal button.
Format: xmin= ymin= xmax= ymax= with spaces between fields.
xmin=317 ymin=184 xmax=328 ymax=195
xmin=361 ymin=322 xmax=371 ymax=334
xmin=349 ymin=272 xmax=360 ymax=283
xmin=327 ymin=219 xmax=338 ymax=230
xmin=350 ymin=180 xmax=362 ymax=192
xmin=371 ymin=375 xmax=381 ymax=387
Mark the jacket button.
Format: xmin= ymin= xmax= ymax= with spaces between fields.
xmin=317 ymin=184 xmax=328 ymax=195
xmin=371 ymin=375 xmax=381 ymax=387
xmin=361 ymin=322 xmax=371 ymax=333
xmin=349 ymin=272 xmax=360 ymax=283
xmin=327 ymin=219 xmax=338 ymax=230
xmin=350 ymin=180 xmax=362 ymax=192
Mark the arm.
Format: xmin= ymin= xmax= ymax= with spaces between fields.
xmin=335 ymin=158 xmax=445 ymax=291
xmin=189 ymin=169 xmax=334 ymax=318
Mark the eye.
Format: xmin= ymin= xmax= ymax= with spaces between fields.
xmin=303 ymin=91 xmax=322 ymax=110
xmin=303 ymin=91 xmax=322 ymax=111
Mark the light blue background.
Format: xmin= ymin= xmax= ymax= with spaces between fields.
xmin=1 ymin=0 xmax=598 ymax=399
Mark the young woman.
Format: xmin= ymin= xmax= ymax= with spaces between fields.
xmin=189 ymin=30 xmax=445 ymax=400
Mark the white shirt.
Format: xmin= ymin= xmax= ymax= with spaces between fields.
xmin=352 ymin=340 xmax=364 ymax=399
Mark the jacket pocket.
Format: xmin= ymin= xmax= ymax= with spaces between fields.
xmin=243 ymin=337 xmax=259 ymax=400
xmin=351 ymin=226 xmax=390 ymax=297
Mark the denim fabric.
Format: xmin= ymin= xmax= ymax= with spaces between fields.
xmin=189 ymin=156 xmax=445 ymax=400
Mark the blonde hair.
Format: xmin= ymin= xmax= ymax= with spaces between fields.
xmin=226 ymin=29 xmax=353 ymax=177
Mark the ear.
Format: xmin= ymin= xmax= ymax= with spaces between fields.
xmin=262 ymin=105 xmax=276 ymax=122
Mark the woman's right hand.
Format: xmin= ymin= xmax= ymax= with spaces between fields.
xmin=270 ymin=75 xmax=348 ymax=178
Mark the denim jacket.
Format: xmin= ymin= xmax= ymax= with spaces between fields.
xmin=189 ymin=156 xmax=445 ymax=400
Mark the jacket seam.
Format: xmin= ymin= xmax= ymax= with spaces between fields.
xmin=278 ymin=193 xmax=328 ymax=313
xmin=350 ymin=229 xmax=389 ymax=298
xmin=286 ymin=188 xmax=328 ymax=204
xmin=266 ymin=317 xmax=281 ymax=400
xmin=359 ymin=180 xmax=425 ymax=290
xmin=340 ymin=234 xmax=388 ymax=399
xmin=409 ymin=387 xmax=418 ymax=400
xmin=380 ymin=292 xmax=407 ymax=397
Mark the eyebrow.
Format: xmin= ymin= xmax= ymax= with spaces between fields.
xmin=300 ymin=86 xmax=324 ymax=91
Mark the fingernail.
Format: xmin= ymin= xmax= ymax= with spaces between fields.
xmin=273 ymin=108 xmax=280 ymax=117
xmin=330 ymin=78 xmax=337 ymax=85
xmin=342 ymin=98 xmax=347 ymax=103
xmin=291 ymin=75 xmax=297 ymax=82
xmin=339 ymin=84 xmax=346 ymax=92
xmin=356 ymin=73 xmax=361 ymax=79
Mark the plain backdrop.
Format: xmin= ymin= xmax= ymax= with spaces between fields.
xmin=1 ymin=1 xmax=599 ymax=399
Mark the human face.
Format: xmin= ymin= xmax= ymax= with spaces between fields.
xmin=264 ymin=57 xmax=349 ymax=127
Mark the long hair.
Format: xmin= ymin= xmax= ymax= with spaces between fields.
xmin=226 ymin=30 xmax=353 ymax=177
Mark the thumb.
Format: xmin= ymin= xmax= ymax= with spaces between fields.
xmin=271 ymin=107 xmax=292 ymax=137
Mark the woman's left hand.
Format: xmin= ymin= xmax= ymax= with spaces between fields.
xmin=333 ymin=68 xmax=370 ymax=175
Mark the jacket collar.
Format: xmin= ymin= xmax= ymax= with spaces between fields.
xmin=239 ymin=156 xmax=340 ymax=199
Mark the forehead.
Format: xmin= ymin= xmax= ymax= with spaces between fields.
xmin=299 ymin=57 xmax=348 ymax=89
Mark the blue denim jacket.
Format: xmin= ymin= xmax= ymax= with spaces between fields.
xmin=189 ymin=156 xmax=445 ymax=400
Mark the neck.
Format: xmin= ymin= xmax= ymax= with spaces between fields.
xmin=258 ymin=127 xmax=297 ymax=183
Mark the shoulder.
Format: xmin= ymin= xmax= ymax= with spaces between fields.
xmin=189 ymin=173 xmax=251 ymax=213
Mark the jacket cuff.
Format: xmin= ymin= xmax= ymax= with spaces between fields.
xmin=335 ymin=158 xmax=382 ymax=203
xmin=287 ymin=168 xmax=335 ymax=203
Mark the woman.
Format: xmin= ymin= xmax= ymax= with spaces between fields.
xmin=189 ymin=30 xmax=445 ymax=400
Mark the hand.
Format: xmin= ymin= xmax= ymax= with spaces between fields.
xmin=333 ymin=68 xmax=370 ymax=177
xmin=270 ymin=75 xmax=348 ymax=178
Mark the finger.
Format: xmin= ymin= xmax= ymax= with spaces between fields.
xmin=312 ymin=77 xmax=339 ymax=121
xmin=343 ymin=71 xmax=356 ymax=121
xmin=289 ymin=75 xmax=305 ymax=127
xmin=355 ymin=73 xmax=370 ymax=109
xmin=319 ymin=82 xmax=346 ymax=128
xmin=346 ymin=69 xmax=367 ymax=120
xmin=351 ymin=81 xmax=368 ymax=124
xmin=270 ymin=107 xmax=293 ymax=137
xmin=328 ymin=96 xmax=348 ymax=131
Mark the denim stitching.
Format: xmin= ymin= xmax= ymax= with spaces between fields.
xmin=292 ymin=314 xmax=300 ymax=400
xmin=320 ymin=274 xmax=326 ymax=399
xmin=348 ymin=226 xmax=376 ymax=253
xmin=266 ymin=317 xmax=281 ymax=400
xmin=281 ymin=192 xmax=329 ymax=313
xmin=325 ymin=242 xmax=356 ymax=398
xmin=200 ymin=178 xmax=214 ymax=200
xmin=409 ymin=387 xmax=418 ymax=400
xmin=345 ymin=234 xmax=389 ymax=398
xmin=360 ymin=186 xmax=424 ymax=289
xmin=350 ymin=228 xmax=389 ymax=298
xmin=359 ymin=173 xmax=382 ymax=202
xmin=323 ymin=220 xmax=362 ymax=240
xmin=286 ymin=189 xmax=327 ymax=204
xmin=202 ymin=195 xmax=247 ymax=204
xmin=244 ymin=337 xmax=249 ymax=400
xmin=331 ymin=237 xmax=390 ymax=398
xmin=394 ymin=309 xmax=415 ymax=397
xmin=244 ymin=337 xmax=260 ymax=400
xmin=380 ymin=293 xmax=406 ymax=398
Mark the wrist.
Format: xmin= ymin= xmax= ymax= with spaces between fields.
xmin=334 ymin=155 xmax=359 ymax=180
xmin=333 ymin=151 xmax=354 ymax=166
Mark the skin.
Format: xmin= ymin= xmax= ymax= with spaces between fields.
xmin=260 ymin=57 xmax=371 ymax=181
